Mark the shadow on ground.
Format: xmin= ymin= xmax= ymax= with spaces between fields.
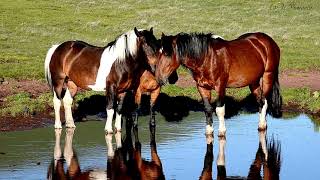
xmin=74 ymin=92 xmax=262 ymax=122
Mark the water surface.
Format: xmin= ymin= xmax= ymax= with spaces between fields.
xmin=0 ymin=112 xmax=320 ymax=179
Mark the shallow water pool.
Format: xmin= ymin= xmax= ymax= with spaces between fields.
xmin=0 ymin=112 xmax=320 ymax=179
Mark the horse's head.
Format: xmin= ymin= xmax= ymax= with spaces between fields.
xmin=155 ymin=33 xmax=180 ymax=85
xmin=134 ymin=27 xmax=159 ymax=72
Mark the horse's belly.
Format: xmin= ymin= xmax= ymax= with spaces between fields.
xmin=227 ymin=64 xmax=264 ymax=88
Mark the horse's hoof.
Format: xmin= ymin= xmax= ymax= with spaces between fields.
xmin=114 ymin=128 xmax=122 ymax=133
xmin=205 ymin=134 xmax=214 ymax=144
xmin=66 ymin=124 xmax=76 ymax=128
xmin=218 ymin=131 xmax=226 ymax=137
xmin=218 ymin=135 xmax=226 ymax=141
xmin=105 ymin=129 xmax=113 ymax=134
xmin=258 ymin=125 xmax=267 ymax=131
xmin=54 ymin=124 xmax=62 ymax=129
xmin=218 ymin=127 xmax=226 ymax=137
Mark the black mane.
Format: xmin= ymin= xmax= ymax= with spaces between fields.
xmin=176 ymin=33 xmax=212 ymax=60
xmin=161 ymin=32 xmax=223 ymax=60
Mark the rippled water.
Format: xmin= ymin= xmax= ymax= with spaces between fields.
xmin=0 ymin=112 xmax=320 ymax=179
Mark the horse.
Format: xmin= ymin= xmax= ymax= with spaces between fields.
xmin=155 ymin=32 xmax=282 ymax=136
xmin=44 ymin=27 xmax=159 ymax=133
xmin=134 ymin=68 xmax=178 ymax=127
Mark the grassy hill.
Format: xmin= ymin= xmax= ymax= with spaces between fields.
xmin=0 ymin=0 xmax=319 ymax=79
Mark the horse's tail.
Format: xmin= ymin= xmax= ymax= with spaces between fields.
xmin=44 ymin=44 xmax=60 ymax=91
xmin=267 ymin=69 xmax=282 ymax=117
xmin=266 ymin=38 xmax=282 ymax=118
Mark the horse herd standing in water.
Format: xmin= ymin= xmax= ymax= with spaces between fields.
xmin=44 ymin=27 xmax=282 ymax=179
xmin=45 ymin=28 xmax=282 ymax=179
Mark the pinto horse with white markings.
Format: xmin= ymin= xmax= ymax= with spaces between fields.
xmin=45 ymin=28 xmax=159 ymax=133
xmin=156 ymin=32 xmax=282 ymax=136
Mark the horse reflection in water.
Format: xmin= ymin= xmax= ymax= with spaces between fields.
xmin=106 ymin=121 xmax=164 ymax=180
xmin=200 ymin=131 xmax=281 ymax=180
xmin=47 ymin=128 xmax=80 ymax=179
xmin=47 ymin=122 xmax=164 ymax=179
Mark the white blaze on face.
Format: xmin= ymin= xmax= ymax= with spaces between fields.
xmin=88 ymin=29 xmax=142 ymax=91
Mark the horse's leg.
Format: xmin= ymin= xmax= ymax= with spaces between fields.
xmin=215 ymin=86 xmax=226 ymax=137
xmin=105 ymin=134 xmax=114 ymax=158
xmin=197 ymin=86 xmax=213 ymax=135
xmin=217 ymin=136 xmax=227 ymax=179
xmin=54 ymin=129 xmax=62 ymax=167
xmin=249 ymin=83 xmax=267 ymax=130
xmin=134 ymin=88 xmax=142 ymax=128
xmin=150 ymin=125 xmax=161 ymax=167
xmin=105 ymin=85 xmax=116 ymax=133
xmin=52 ymin=78 xmax=65 ymax=129
xmin=115 ymin=92 xmax=126 ymax=132
xmin=63 ymin=81 xmax=77 ymax=128
xmin=259 ymin=72 xmax=275 ymax=130
xmin=149 ymin=87 xmax=160 ymax=127
xmin=53 ymin=91 xmax=62 ymax=129
xmin=63 ymin=128 xmax=76 ymax=174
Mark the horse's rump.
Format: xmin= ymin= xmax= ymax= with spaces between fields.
xmin=223 ymin=33 xmax=280 ymax=88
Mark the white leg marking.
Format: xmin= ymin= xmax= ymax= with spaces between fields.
xmin=63 ymin=88 xmax=75 ymax=128
xmin=115 ymin=131 xmax=122 ymax=148
xmin=64 ymin=128 xmax=75 ymax=168
xmin=206 ymin=125 xmax=214 ymax=135
xmin=216 ymin=105 xmax=226 ymax=136
xmin=54 ymin=129 xmax=62 ymax=167
xmin=115 ymin=112 xmax=122 ymax=132
xmin=105 ymin=134 xmax=114 ymax=159
xmin=53 ymin=92 xmax=62 ymax=129
xmin=259 ymin=99 xmax=268 ymax=130
xmin=105 ymin=109 xmax=114 ymax=133
xmin=217 ymin=137 xmax=226 ymax=166
xmin=259 ymin=130 xmax=268 ymax=160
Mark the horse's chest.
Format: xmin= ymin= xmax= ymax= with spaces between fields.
xmin=87 ymin=48 xmax=121 ymax=91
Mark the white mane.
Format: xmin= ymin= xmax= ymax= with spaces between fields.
xmin=107 ymin=29 xmax=144 ymax=61
xmin=88 ymin=29 xmax=145 ymax=91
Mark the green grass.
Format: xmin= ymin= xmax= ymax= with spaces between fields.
xmin=0 ymin=0 xmax=320 ymax=79
xmin=0 ymin=92 xmax=50 ymax=117
xmin=0 ymin=0 xmax=319 ymax=117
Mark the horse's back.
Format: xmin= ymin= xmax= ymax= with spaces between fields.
xmin=49 ymin=40 xmax=105 ymax=89
xmin=225 ymin=32 xmax=280 ymax=87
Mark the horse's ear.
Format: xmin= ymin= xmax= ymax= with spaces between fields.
xmin=161 ymin=32 xmax=166 ymax=38
xmin=134 ymin=27 xmax=141 ymax=37
xmin=149 ymin=27 xmax=153 ymax=34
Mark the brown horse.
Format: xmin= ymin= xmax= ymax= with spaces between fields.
xmin=44 ymin=28 xmax=159 ymax=133
xmin=156 ymin=32 xmax=282 ymax=136
xmin=134 ymin=69 xmax=178 ymax=127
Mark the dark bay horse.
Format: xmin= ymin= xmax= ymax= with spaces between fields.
xmin=44 ymin=28 xmax=159 ymax=133
xmin=156 ymin=32 xmax=282 ymax=136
